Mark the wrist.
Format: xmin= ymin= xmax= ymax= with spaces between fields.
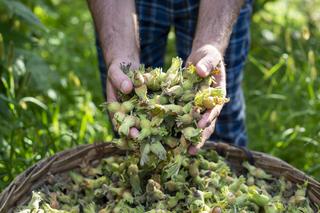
xmin=106 ymin=51 xmax=140 ymax=68
xmin=107 ymin=54 xmax=140 ymax=71
xmin=189 ymin=43 xmax=224 ymax=63
xmin=192 ymin=39 xmax=225 ymax=55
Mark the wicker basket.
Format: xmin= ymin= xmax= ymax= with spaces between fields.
xmin=0 ymin=142 xmax=319 ymax=212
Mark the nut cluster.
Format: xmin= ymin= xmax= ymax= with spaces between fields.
xmin=107 ymin=57 xmax=228 ymax=165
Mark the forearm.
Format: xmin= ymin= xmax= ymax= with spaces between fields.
xmin=87 ymin=0 xmax=140 ymax=65
xmin=192 ymin=0 xmax=244 ymax=54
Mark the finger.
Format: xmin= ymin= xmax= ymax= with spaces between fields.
xmin=197 ymin=105 xmax=222 ymax=128
xmin=106 ymin=79 xmax=118 ymax=128
xmin=129 ymin=127 xmax=139 ymax=139
xmin=108 ymin=63 xmax=133 ymax=94
xmin=200 ymin=118 xmax=217 ymax=146
xmin=196 ymin=55 xmax=221 ymax=78
xmin=106 ymin=79 xmax=118 ymax=103
xmin=186 ymin=55 xmax=199 ymax=67
xmin=189 ymin=118 xmax=217 ymax=155
xmin=197 ymin=109 xmax=212 ymax=129
xmin=188 ymin=146 xmax=198 ymax=156
xmin=212 ymin=63 xmax=226 ymax=88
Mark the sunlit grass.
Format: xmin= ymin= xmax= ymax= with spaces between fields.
xmin=244 ymin=0 xmax=320 ymax=178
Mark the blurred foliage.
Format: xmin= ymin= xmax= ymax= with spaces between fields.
xmin=0 ymin=0 xmax=112 ymax=189
xmin=0 ymin=0 xmax=319 ymax=191
xmin=245 ymin=0 xmax=320 ymax=178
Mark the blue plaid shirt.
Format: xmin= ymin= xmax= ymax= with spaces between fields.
xmin=96 ymin=0 xmax=253 ymax=146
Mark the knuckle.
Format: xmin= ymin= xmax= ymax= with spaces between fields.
xmin=108 ymin=64 xmax=122 ymax=77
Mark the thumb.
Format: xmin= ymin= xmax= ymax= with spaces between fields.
xmin=108 ymin=63 xmax=133 ymax=94
xmin=196 ymin=55 xmax=220 ymax=78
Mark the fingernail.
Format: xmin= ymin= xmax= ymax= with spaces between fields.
xmin=198 ymin=119 xmax=207 ymax=129
xmin=199 ymin=64 xmax=208 ymax=74
xmin=198 ymin=122 xmax=204 ymax=129
xmin=120 ymin=80 xmax=131 ymax=93
xmin=130 ymin=128 xmax=139 ymax=139
xmin=188 ymin=146 xmax=198 ymax=155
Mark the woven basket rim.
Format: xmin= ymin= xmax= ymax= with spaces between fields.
xmin=0 ymin=142 xmax=319 ymax=212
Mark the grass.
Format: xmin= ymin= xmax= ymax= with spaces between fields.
xmin=0 ymin=0 xmax=112 ymax=189
xmin=0 ymin=0 xmax=319 ymax=190
xmin=244 ymin=0 xmax=320 ymax=178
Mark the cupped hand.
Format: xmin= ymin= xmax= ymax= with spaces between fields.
xmin=107 ymin=59 xmax=140 ymax=139
xmin=186 ymin=44 xmax=227 ymax=155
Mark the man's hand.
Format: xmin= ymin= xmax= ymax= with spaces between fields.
xmin=185 ymin=0 xmax=244 ymax=155
xmin=187 ymin=45 xmax=226 ymax=155
xmin=87 ymin=0 xmax=140 ymax=138
xmin=106 ymin=60 xmax=134 ymax=102
xmin=107 ymin=59 xmax=140 ymax=139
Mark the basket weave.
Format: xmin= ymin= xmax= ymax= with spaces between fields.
xmin=0 ymin=142 xmax=319 ymax=212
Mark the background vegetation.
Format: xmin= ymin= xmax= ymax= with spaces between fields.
xmin=0 ymin=0 xmax=319 ymax=190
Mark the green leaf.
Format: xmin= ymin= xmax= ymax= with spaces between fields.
xmin=163 ymin=154 xmax=183 ymax=179
xmin=0 ymin=33 xmax=3 ymax=61
xmin=140 ymin=143 xmax=150 ymax=166
xmin=19 ymin=96 xmax=47 ymax=110
xmin=1 ymin=0 xmax=45 ymax=29
xmin=150 ymin=140 xmax=166 ymax=160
